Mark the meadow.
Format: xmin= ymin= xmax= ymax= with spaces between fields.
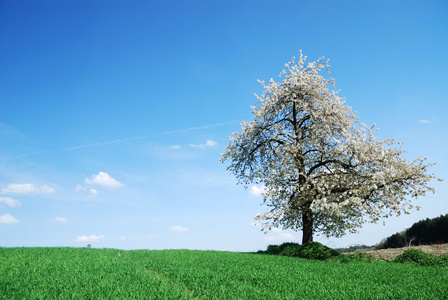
xmin=1 ymin=247 xmax=447 ymax=299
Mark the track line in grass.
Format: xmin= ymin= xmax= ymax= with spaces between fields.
xmin=143 ymin=266 xmax=198 ymax=299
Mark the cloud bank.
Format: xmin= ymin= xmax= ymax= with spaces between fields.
xmin=1 ymin=183 xmax=54 ymax=194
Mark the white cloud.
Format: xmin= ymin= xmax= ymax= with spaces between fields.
xmin=118 ymin=236 xmax=126 ymax=241
xmin=85 ymin=172 xmax=123 ymax=188
xmin=75 ymin=234 xmax=105 ymax=243
xmin=55 ymin=217 xmax=68 ymax=223
xmin=418 ymin=119 xmax=432 ymax=124
xmin=40 ymin=185 xmax=54 ymax=193
xmin=1 ymin=183 xmax=54 ymax=194
xmin=75 ymin=185 xmax=98 ymax=196
xmin=75 ymin=185 xmax=98 ymax=197
xmin=0 ymin=213 xmax=20 ymax=224
xmin=169 ymin=225 xmax=190 ymax=232
xmin=189 ymin=140 xmax=218 ymax=149
xmin=279 ymin=232 xmax=294 ymax=240
xmin=262 ymin=229 xmax=295 ymax=243
xmin=169 ymin=145 xmax=182 ymax=150
xmin=0 ymin=196 xmax=21 ymax=207
xmin=250 ymin=185 xmax=266 ymax=197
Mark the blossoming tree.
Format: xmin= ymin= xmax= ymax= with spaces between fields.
xmin=221 ymin=51 xmax=440 ymax=244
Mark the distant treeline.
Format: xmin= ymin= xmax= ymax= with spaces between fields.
xmin=376 ymin=213 xmax=448 ymax=249
xmin=335 ymin=244 xmax=376 ymax=253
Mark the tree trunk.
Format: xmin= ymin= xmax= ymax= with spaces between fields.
xmin=302 ymin=210 xmax=313 ymax=244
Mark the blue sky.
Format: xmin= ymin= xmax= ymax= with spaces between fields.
xmin=1 ymin=0 xmax=447 ymax=251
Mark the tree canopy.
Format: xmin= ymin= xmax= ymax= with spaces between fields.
xmin=221 ymin=51 xmax=440 ymax=244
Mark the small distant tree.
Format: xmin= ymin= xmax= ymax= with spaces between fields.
xmin=221 ymin=51 xmax=441 ymax=244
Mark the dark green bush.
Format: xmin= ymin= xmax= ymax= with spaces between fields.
xmin=394 ymin=249 xmax=443 ymax=266
xmin=296 ymin=242 xmax=340 ymax=260
xmin=266 ymin=245 xmax=282 ymax=255
xmin=337 ymin=255 xmax=352 ymax=264
xmin=265 ymin=243 xmax=301 ymax=255
xmin=261 ymin=242 xmax=341 ymax=261
xmin=278 ymin=242 xmax=300 ymax=252
xmin=280 ymin=243 xmax=302 ymax=257
xmin=349 ymin=252 xmax=376 ymax=262
xmin=439 ymin=254 xmax=448 ymax=264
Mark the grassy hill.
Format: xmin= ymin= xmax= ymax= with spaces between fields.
xmin=1 ymin=247 xmax=447 ymax=299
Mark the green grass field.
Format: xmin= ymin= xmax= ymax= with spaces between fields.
xmin=1 ymin=247 xmax=447 ymax=299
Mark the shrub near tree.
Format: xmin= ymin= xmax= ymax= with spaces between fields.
xmin=259 ymin=242 xmax=340 ymax=260
xmin=221 ymin=51 xmax=441 ymax=244
xmin=296 ymin=242 xmax=340 ymax=260
xmin=394 ymin=248 xmax=448 ymax=267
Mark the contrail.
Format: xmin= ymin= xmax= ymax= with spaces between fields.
xmin=1 ymin=120 xmax=241 ymax=160
xmin=161 ymin=121 xmax=240 ymax=135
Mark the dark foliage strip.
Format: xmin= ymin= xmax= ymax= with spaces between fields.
xmin=378 ymin=213 xmax=448 ymax=249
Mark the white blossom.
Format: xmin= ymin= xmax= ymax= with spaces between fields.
xmin=221 ymin=51 xmax=440 ymax=243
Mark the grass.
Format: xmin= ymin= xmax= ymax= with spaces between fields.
xmin=1 ymin=247 xmax=447 ymax=299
